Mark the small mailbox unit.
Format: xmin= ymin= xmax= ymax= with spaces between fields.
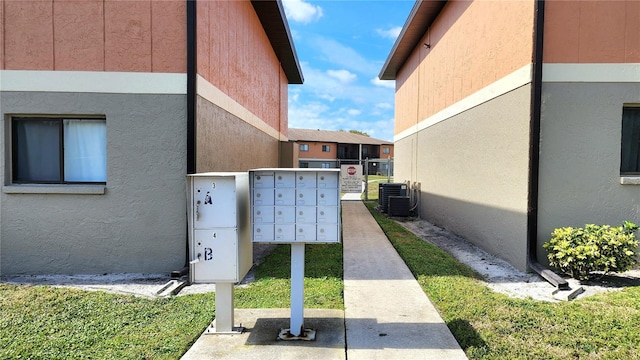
xmin=187 ymin=172 xmax=252 ymax=333
xmin=249 ymin=168 xmax=342 ymax=340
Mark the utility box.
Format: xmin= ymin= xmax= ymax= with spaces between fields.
xmin=249 ymin=169 xmax=341 ymax=244
xmin=187 ymin=172 xmax=252 ymax=283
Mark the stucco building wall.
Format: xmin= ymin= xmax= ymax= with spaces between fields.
xmin=0 ymin=0 xmax=186 ymax=72
xmin=399 ymin=85 xmax=531 ymax=270
xmin=194 ymin=0 xmax=289 ymax=172
xmin=537 ymin=83 xmax=640 ymax=262
xmin=393 ymin=0 xmax=536 ymax=270
xmin=395 ymin=0 xmax=535 ymax=135
xmin=1 ymin=92 xmax=187 ymax=274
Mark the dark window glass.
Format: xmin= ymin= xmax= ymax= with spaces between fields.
xmin=13 ymin=119 xmax=61 ymax=182
xmin=621 ymin=107 xmax=640 ymax=174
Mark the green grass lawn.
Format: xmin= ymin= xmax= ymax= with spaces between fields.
xmin=0 ymin=244 xmax=342 ymax=359
xmin=3 ymin=203 xmax=639 ymax=359
xmin=364 ymin=201 xmax=640 ymax=360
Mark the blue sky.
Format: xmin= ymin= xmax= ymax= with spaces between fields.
xmin=282 ymin=0 xmax=415 ymax=141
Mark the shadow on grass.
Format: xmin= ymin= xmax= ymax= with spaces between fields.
xmin=253 ymin=243 xmax=344 ymax=281
xmin=447 ymin=318 xmax=488 ymax=353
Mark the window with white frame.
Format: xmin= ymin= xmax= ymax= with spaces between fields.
xmin=321 ymin=163 xmax=331 ymax=168
xmin=322 ymin=145 xmax=330 ymax=152
xmin=621 ymin=107 xmax=640 ymax=175
xmin=300 ymin=144 xmax=309 ymax=151
xmin=12 ymin=117 xmax=107 ymax=183
xmin=382 ymin=147 xmax=390 ymax=154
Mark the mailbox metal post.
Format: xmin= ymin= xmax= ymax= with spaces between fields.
xmin=249 ymin=168 xmax=341 ymax=340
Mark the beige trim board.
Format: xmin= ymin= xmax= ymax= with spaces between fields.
xmin=0 ymin=70 xmax=187 ymax=94
xmin=543 ymin=63 xmax=640 ymax=83
xmin=196 ymin=75 xmax=286 ymax=142
xmin=395 ymin=64 xmax=533 ymax=142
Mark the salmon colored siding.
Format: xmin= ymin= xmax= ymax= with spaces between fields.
xmin=280 ymin=68 xmax=289 ymax=138
xmin=3 ymin=1 xmax=54 ymax=69
xmin=197 ymin=0 xmax=284 ymax=134
xmin=0 ymin=0 xmax=185 ymax=72
xmin=395 ymin=0 xmax=535 ymax=135
xmin=544 ymin=0 xmax=640 ymax=63
xmin=299 ymin=143 xmax=337 ymax=160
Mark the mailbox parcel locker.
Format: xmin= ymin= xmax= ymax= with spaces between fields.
xmin=187 ymin=172 xmax=252 ymax=283
xmin=250 ymin=169 xmax=341 ymax=244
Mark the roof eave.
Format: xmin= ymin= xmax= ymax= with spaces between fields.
xmin=251 ymin=0 xmax=304 ymax=84
xmin=379 ymin=0 xmax=447 ymax=80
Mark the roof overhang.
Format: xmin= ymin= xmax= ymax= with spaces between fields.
xmin=251 ymin=0 xmax=304 ymax=84
xmin=378 ymin=0 xmax=447 ymax=80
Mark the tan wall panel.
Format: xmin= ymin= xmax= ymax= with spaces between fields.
xmin=544 ymin=0 xmax=640 ymax=63
xmin=395 ymin=49 xmax=420 ymax=135
xmin=151 ymin=0 xmax=186 ymax=72
xmin=54 ymin=0 xmax=104 ymax=71
xmin=396 ymin=85 xmax=532 ymax=271
xmin=395 ymin=0 xmax=534 ymax=135
xmin=199 ymin=0 xmax=283 ymax=134
xmin=105 ymin=0 xmax=152 ymax=72
xmin=3 ymin=0 xmax=54 ymax=70
xmin=196 ymin=96 xmax=280 ymax=172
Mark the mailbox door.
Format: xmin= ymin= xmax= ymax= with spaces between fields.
xmin=275 ymin=188 xmax=296 ymax=206
xmin=317 ymin=188 xmax=338 ymax=206
xmin=253 ymin=206 xmax=275 ymax=224
xmin=275 ymin=224 xmax=296 ymax=241
xmin=296 ymin=188 xmax=317 ymax=206
xmin=193 ymin=177 xmax=237 ymax=229
xmin=252 ymin=172 xmax=275 ymax=188
xmin=274 ymin=172 xmax=296 ymax=187
xmin=295 ymin=172 xmax=317 ymax=188
xmin=192 ymin=229 xmax=238 ymax=282
xmin=296 ymin=224 xmax=317 ymax=241
xmin=317 ymin=223 xmax=339 ymax=243
xmin=253 ymin=188 xmax=274 ymax=206
xmin=253 ymin=224 xmax=274 ymax=242
xmin=317 ymin=206 xmax=339 ymax=223
xmin=275 ymin=206 xmax=296 ymax=223
xmin=296 ymin=206 xmax=317 ymax=223
xmin=317 ymin=171 xmax=339 ymax=188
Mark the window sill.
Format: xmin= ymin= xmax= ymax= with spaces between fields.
xmin=3 ymin=184 xmax=106 ymax=195
xmin=620 ymin=176 xmax=640 ymax=185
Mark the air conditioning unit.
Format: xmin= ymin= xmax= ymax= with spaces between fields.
xmin=379 ymin=183 xmax=407 ymax=212
xmin=388 ymin=196 xmax=410 ymax=217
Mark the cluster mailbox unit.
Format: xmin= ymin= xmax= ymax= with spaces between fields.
xmin=187 ymin=172 xmax=251 ymax=333
xmin=186 ymin=169 xmax=341 ymax=339
xmin=250 ymin=168 xmax=342 ymax=339
xmin=251 ymin=169 xmax=341 ymax=244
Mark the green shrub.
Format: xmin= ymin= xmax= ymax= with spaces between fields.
xmin=543 ymin=221 xmax=639 ymax=280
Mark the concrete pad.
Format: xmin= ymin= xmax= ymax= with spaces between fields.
xmin=341 ymin=201 xmax=467 ymax=360
xmin=180 ymin=308 xmax=345 ymax=360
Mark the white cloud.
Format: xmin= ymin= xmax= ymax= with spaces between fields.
xmin=327 ymin=69 xmax=357 ymax=84
xmin=376 ymin=102 xmax=393 ymax=110
xmin=282 ymin=0 xmax=323 ymax=24
xmin=371 ymin=77 xmax=395 ymax=89
xmin=314 ymin=37 xmax=379 ymax=75
xmin=376 ymin=26 xmax=403 ymax=40
xmin=347 ymin=109 xmax=362 ymax=116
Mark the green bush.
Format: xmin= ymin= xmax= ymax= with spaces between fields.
xmin=543 ymin=221 xmax=639 ymax=280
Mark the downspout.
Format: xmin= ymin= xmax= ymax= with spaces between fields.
xmin=187 ymin=0 xmax=197 ymax=174
xmin=173 ymin=0 xmax=197 ymax=278
xmin=527 ymin=0 xmax=569 ymax=290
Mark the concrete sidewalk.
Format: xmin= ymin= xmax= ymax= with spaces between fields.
xmin=181 ymin=200 xmax=466 ymax=359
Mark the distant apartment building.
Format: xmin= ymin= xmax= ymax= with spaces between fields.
xmin=288 ymin=128 xmax=394 ymax=175
xmin=380 ymin=0 xmax=639 ymax=272
xmin=0 ymin=0 xmax=302 ymax=275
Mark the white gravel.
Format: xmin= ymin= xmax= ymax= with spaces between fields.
xmin=2 ymin=221 xmax=638 ymax=302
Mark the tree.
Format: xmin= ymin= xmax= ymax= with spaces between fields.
xmin=345 ymin=129 xmax=369 ymax=137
